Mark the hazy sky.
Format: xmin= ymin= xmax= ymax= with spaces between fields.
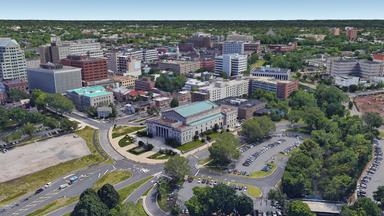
xmin=1 ymin=0 xmax=383 ymax=20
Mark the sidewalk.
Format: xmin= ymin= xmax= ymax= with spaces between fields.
xmin=109 ymin=127 xmax=167 ymax=164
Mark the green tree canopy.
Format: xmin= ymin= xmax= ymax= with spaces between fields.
xmin=97 ymin=183 xmax=120 ymax=209
xmin=72 ymin=188 xmax=109 ymax=216
xmin=287 ymin=201 xmax=315 ymax=216
xmin=208 ymin=133 xmax=240 ymax=166
xmin=164 ymin=155 xmax=190 ymax=184
xmin=185 ymin=184 xmax=253 ymax=216
xmin=241 ymin=116 xmax=276 ymax=142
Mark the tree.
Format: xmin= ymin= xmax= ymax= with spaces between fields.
xmin=241 ymin=116 xmax=276 ymax=142
xmin=60 ymin=119 xmax=79 ymax=132
xmin=97 ymin=184 xmax=120 ymax=209
xmin=170 ymin=98 xmax=179 ymax=108
xmin=45 ymin=93 xmax=74 ymax=114
xmin=340 ymin=198 xmax=381 ymax=216
xmin=373 ymin=186 xmax=384 ymax=209
xmin=287 ymin=201 xmax=315 ymax=216
xmin=186 ymin=184 xmax=253 ymax=216
xmin=72 ymin=188 xmax=109 ymax=216
xmin=289 ymin=90 xmax=316 ymax=109
xmin=164 ymin=155 xmax=190 ymax=184
xmin=287 ymin=110 xmax=303 ymax=125
xmin=235 ymin=194 xmax=254 ymax=216
xmin=208 ymin=133 xmax=240 ymax=166
xmin=363 ymin=112 xmax=383 ymax=131
xmin=22 ymin=122 xmax=35 ymax=137
xmin=8 ymin=89 xmax=29 ymax=102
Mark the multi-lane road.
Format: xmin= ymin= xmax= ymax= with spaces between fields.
xmin=1 ymin=113 xmax=163 ymax=216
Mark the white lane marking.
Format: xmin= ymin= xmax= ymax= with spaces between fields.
xmin=104 ymin=169 xmax=109 ymax=175
xmin=98 ymin=173 xmax=101 ymax=178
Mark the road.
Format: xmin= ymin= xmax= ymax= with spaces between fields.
xmin=0 ymin=113 xmax=164 ymax=216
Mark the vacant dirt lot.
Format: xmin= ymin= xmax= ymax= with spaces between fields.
xmin=0 ymin=134 xmax=90 ymax=183
xmin=355 ymin=94 xmax=384 ymax=116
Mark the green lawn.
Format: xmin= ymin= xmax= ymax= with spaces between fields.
xmin=198 ymin=157 xmax=212 ymax=165
xmin=112 ymin=126 xmax=145 ymax=138
xmin=0 ymin=126 xmax=106 ymax=206
xmin=251 ymin=60 xmax=266 ymax=68
xmin=128 ymin=146 xmax=149 ymax=155
xmin=124 ymin=199 xmax=148 ymax=216
xmin=118 ymin=176 xmax=153 ymax=201
xmin=27 ymin=196 xmax=79 ymax=216
xmin=248 ymin=163 xmax=277 ymax=178
xmin=246 ymin=185 xmax=262 ymax=198
xmin=93 ymin=170 xmax=132 ymax=189
xmin=118 ymin=135 xmax=135 ymax=147
xmin=176 ymin=140 xmax=205 ymax=153
xmin=148 ymin=152 xmax=171 ymax=160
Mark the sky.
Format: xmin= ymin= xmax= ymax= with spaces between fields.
xmin=1 ymin=0 xmax=383 ymax=20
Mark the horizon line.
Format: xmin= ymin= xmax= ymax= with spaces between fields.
xmin=1 ymin=18 xmax=384 ymax=22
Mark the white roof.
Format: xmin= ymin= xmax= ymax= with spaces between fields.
xmin=0 ymin=38 xmax=20 ymax=47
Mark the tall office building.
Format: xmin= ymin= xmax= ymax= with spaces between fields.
xmin=223 ymin=41 xmax=245 ymax=55
xmin=226 ymin=32 xmax=254 ymax=42
xmin=39 ymin=37 xmax=103 ymax=64
xmin=60 ymin=55 xmax=108 ymax=83
xmin=346 ymin=27 xmax=358 ymax=41
xmin=251 ymin=67 xmax=291 ymax=80
xmin=0 ymin=38 xmax=27 ymax=80
xmin=142 ymin=49 xmax=158 ymax=63
xmin=27 ymin=63 xmax=82 ymax=93
xmin=198 ymin=79 xmax=249 ymax=101
xmin=215 ymin=54 xmax=247 ymax=77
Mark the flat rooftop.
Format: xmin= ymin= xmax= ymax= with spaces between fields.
xmin=173 ymin=100 xmax=217 ymax=118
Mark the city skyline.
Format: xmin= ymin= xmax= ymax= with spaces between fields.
xmin=1 ymin=0 xmax=384 ymax=20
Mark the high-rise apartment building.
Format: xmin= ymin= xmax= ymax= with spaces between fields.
xmin=0 ymin=38 xmax=27 ymax=80
xmin=223 ymin=41 xmax=245 ymax=55
xmin=60 ymin=55 xmax=108 ymax=83
xmin=27 ymin=63 xmax=82 ymax=93
xmin=215 ymin=54 xmax=247 ymax=77
xmin=39 ymin=37 xmax=103 ymax=64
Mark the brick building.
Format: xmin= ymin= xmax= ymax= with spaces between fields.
xmin=61 ymin=55 xmax=108 ymax=84
xmin=135 ymin=77 xmax=155 ymax=91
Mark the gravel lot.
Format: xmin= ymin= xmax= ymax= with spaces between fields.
xmin=0 ymin=134 xmax=90 ymax=183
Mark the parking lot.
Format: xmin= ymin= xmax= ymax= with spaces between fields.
xmin=0 ymin=134 xmax=90 ymax=183
xmin=359 ymin=139 xmax=384 ymax=198
xmin=233 ymin=135 xmax=303 ymax=174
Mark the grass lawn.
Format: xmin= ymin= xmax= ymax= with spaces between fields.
xmin=176 ymin=140 xmax=205 ymax=153
xmin=251 ymin=60 xmax=266 ymax=68
xmin=0 ymin=126 xmax=106 ymax=206
xmin=93 ymin=170 xmax=132 ymax=190
xmin=118 ymin=135 xmax=135 ymax=147
xmin=248 ymin=163 xmax=277 ymax=178
xmin=148 ymin=152 xmax=171 ymax=160
xmin=246 ymin=185 xmax=262 ymax=198
xmin=380 ymin=130 xmax=384 ymax=139
xmin=118 ymin=176 xmax=152 ymax=201
xmin=198 ymin=157 xmax=212 ymax=165
xmin=124 ymin=199 xmax=148 ymax=216
xmin=112 ymin=126 xmax=145 ymax=138
xmin=128 ymin=146 xmax=149 ymax=155
xmin=27 ymin=196 xmax=78 ymax=216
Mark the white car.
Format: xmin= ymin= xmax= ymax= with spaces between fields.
xmin=59 ymin=183 xmax=69 ymax=190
